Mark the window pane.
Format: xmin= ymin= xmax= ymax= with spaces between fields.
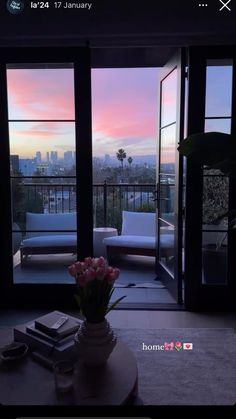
xmin=159 ymin=174 xmax=175 ymax=220
xmin=205 ymin=118 xmax=231 ymax=134
xmin=202 ymin=232 xmax=227 ymax=285
xmin=159 ymin=219 xmax=175 ymax=277
xmin=9 ymin=122 xmax=75 ymax=176
xmin=7 ymin=65 xmax=75 ymax=120
xmin=160 ymin=124 xmax=176 ymax=173
xmin=161 ymin=69 xmax=177 ymax=127
xmin=7 ymin=63 xmax=77 ymax=285
xmin=202 ymin=173 xmax=229 ymax=226
xmin=205 ymin=63 xmax=233 ymax=117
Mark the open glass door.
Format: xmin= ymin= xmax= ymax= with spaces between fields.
xmin=156 ymin=50 xmax=185 ymax=304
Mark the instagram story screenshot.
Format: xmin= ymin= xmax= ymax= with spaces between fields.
xmin=0 ymin=0 xmax=235 ymax=417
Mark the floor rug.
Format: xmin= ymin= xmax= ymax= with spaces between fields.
xmin=116 ymin=328 xmax=236 ymax=405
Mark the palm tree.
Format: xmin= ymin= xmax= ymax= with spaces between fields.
xmin=116 ymin=148 xmax=127 ymax=170
xmin=127 ymin=156 xmax=133 ymax=167
xmin=116 ymin=149 xmax=127 ymax=182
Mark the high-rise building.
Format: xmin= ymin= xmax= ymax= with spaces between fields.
xmin=64 ymin=151 xmax=73 ymax=168
xmin=10 ymin=155 xmax=19 ymax=172
xmin=50 ymin=151 xmax=58 ymax=164
xmin=46 ymin=152 xmax=50 ymax=163
xmin=36 ymin=151 xmax=42 ymax=164
xmin=19 ymin=159 xmax=36 ymax=176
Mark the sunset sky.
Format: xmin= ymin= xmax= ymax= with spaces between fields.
xmin=7 ymin=67 xmax=159 ymax=159
xmin=7 ymin=65 xmax=232 ymax=162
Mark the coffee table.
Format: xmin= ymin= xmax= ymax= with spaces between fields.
xmin=0 ymin=328 xmax=138 ymax=405
xmin=93 ymin=227 xmax=118 ymax=257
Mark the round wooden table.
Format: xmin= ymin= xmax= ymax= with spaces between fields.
xmin=0 ymin=328 xmax=138 ymax=405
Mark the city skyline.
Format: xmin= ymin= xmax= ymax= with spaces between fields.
xmin=7 ymin=65 xmax=231 ymax=164
xmin=7 ymin=67 xmax=160 ymax=159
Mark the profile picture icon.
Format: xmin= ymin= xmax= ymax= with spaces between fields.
xmin=6 ymin=0 xmax=25 ymax=14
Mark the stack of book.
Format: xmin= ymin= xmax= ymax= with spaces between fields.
xmin=14 ymin=311 xmax=82 ymax=362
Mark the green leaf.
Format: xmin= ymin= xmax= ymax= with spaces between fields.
xmin=74 ymin=293 xmax=81 ymax=307
xmin=106 ymin=295 xmax=126 ymax=314
xmin=178 ymin=132 xmax=236 ymax=168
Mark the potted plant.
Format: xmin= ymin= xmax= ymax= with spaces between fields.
xmin=178 ymin=132 xmax=236 ymax=284
xmin=68 ymin=256 xmax=125 ymax=366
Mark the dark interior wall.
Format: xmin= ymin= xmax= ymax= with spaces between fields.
xmin=1 ymin=1 xmax=236 ymax=67
xmin=0 ymin=0 xmax=236 ymax=46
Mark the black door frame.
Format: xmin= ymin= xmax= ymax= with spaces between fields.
xmin=156 ymin=49 xmax=185 ymax=305
xmin=185 ymin=45 xmax=236 ymax=310
xmin=0 ymin=47 xmax=93 ymax=309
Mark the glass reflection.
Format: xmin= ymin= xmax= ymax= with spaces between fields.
xmin=205 ymin=118 xmax=231 ymax=134
xmin=202 ymin=174 xmax=229 ymax=227
xmin=159 ymin=219 xmax=175 ymax=276
xmin=202 ymin=232 xmax=227 ymax=285
xmin=205 ymin=64 xmax=233 ymax=118
xmin=161 ymin=69 xmax=177 ymax=127
xmin=159 ymin=174 xmax=175 ymax=218
xmin=160 ymin=124 xmax=176 ymax=173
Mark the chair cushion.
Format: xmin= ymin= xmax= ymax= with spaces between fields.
xmin=22 ymin=234 xmax=77 ymax=248
xmin=104 ymin=235 xmax=156 ymax=249
xmin=25 ymin=212 xmax=76 ymax=238
xmin=121 ymin=211 xmax=156 ymax=236
xmin=104 ymin=234 xmax=174 ymax=249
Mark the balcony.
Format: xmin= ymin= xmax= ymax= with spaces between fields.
xmin=12 ymin=180 xmax=175 ymax=304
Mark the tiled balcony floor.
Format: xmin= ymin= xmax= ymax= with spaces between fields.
xmin=13 ymin=253 xmax=175 ymax=304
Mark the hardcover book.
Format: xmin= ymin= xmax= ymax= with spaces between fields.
xmin=34 ymin=310 xmax=81 ymax=338
xmin=26 ymin=323 xmax=75 ymax=346
xmin=14 ymin=324 xmax=77 ymax=360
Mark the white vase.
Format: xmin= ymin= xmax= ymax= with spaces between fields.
xmin=74 ymin=318 xmax=117 ymax=367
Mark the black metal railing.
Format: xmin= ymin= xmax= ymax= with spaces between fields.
xmin=11 ymin=178 xmax=156 ymax=232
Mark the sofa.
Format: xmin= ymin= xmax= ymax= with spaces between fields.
xmin=103 ymin=211 xmax=174 ymax=261
xmin=20 ymin=212 xmax=77 ymax=265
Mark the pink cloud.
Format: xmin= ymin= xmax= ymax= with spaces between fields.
xmin=7 ymin=69 xmax=75 ymax=120
xmin=92 ymin=69 xmax=158 ymax=141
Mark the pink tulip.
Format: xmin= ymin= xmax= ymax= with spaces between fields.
xmin=84 ymin=257 xmax=93 ymax=267
xmin=75 ymin=261 xmax=84 ymax=274
xmin=68 ymin=264 xmax=77 ymax=277
xmin=92 ymin=258 xmax=99 ymax=268
xmin=85 ymin=268 xmax=96 ymax=281
xmin=106 ymin=266 xmax=114 ymax=274
xmin=106 ymin=272 xmax=116 ymax=284
xmin=96 ymin=267 xmax=106 ymax=280
xmin=77 ymin=273 xmax=87 ymax=287
xmin=97 ymin=256 xmax=106 ymax=267
xmin=113 ymin=267 xmax=120 ymax=280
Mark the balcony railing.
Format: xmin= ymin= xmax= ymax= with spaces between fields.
xmin=11 ymin=178 xmax=156 ymax=232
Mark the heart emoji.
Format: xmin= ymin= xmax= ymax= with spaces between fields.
xmin=183 ymin=343 xmax=193 ymax=350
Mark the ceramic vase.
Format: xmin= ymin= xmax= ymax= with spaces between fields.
xmin=74 ymin=318 xmax=117 ymax=367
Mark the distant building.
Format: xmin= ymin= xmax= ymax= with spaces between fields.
xmin=19 ymin=159 xmax=36 ymax=176
xmin=64 ymin=150 xmax=73 ymax=169
xmin=10 ymin=155 xmax=19 ymax=172
xmin=46 ymin=152 xmax=50 ymax=163
xmin=36 ymin=151 xmax=42 ymax=164
xmin=36 ymin=162 xmax=50 ymax=175
xmin=50 ymin=151 xmax=58 ymax=164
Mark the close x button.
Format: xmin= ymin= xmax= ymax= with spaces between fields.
xmin=219 ymin=0 xmax=231 ymax=11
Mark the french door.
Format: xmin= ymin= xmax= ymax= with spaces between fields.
xmin=185 ymin=46 xmax=236 ymax=310
xmin=156 ymin=50 xmax=185 ymax=304
xmin=0 ymin=47 xmax=93 ymax=308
